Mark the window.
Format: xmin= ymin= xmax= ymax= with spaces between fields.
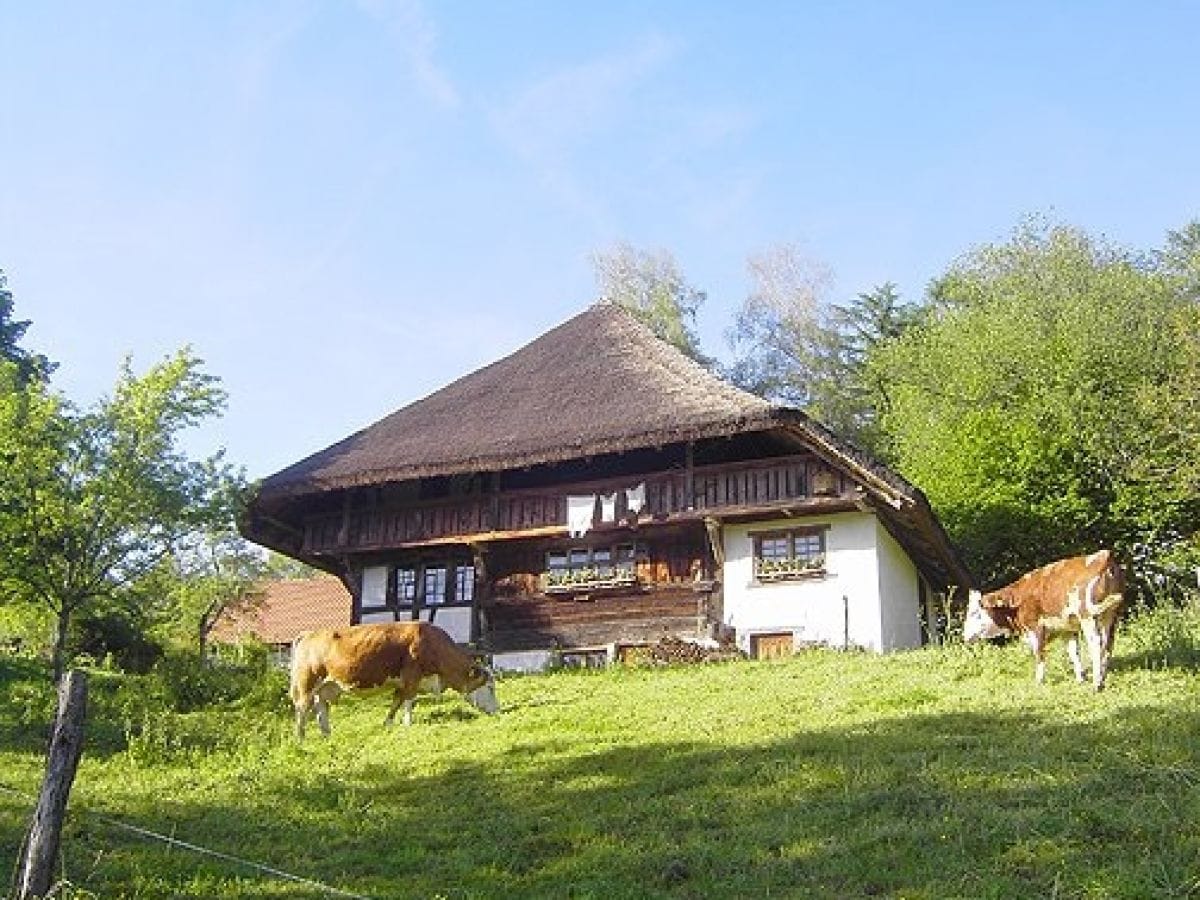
xmin=544 ymin=543 xmax=643 ymax=591
xmin=456 ymin=565 xmax=475 ymax=605
xmin=389 ymin=561 xmax=472 ymax=609
xmin=424 ymin=566 xmax=448 ymax=605
xmin=396 ymin=567 xmax=417 ymax=607
xmin=751 ymin=527 xmax=828 ymax=581
xmin=615 ymin=544 xmax=638 ymax=573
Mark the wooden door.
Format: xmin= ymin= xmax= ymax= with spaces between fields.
xmin=751 ymin=632 xmax=794 ymax=660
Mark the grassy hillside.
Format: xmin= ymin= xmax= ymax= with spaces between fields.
xmin=2 ymin=614 xmax=1199 ymax=899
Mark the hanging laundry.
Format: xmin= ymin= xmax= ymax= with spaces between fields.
xmin=568 ymin=495 xmax=595 ymax=537
xmin=625 ymin=482 xmax=647 ymax=515
xmin=600 ymin=492 xmax=617 ymax=522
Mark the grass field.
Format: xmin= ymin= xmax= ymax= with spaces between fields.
xmin=3 ymin=612 xmax=1199 ymax=899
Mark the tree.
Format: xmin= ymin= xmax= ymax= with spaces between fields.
xmin=591 ymin=242 xmax=712 ymax=365
xmin=0 ymin=348 xmax=241 ymax=681
xmin=1161 ymin=220 xmax=1200 ymax=302
xmin=0 ymin=270 xmax=55 ymax=385
xmin=725 ymin=243 xmax=833 ymax=407
xmin=726 ymin=244 xmax=918 ymax=454
xmin=869 ymin=219 xmax=1199 ymax=586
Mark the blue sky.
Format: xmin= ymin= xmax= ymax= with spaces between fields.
xmin=3 ymin=1 xmax=1198 ymax=479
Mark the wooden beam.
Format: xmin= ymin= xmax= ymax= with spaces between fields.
xmin=703 ymin=517 xmax=725 ymax=570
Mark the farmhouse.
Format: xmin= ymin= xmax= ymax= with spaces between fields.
xmin=241 ymin=303 xmax=969 ymax=669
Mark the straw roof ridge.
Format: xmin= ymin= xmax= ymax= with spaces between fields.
xmin=255 ymin=303 xmax=916 ymax=503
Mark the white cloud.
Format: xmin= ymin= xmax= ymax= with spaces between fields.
xmin=492 ymin=34 xmax=677 ymax=160
xmin=486 ymin=34 xmax=680 ymax=228
xmin=356 ymin=0 xmax=460 ymax=109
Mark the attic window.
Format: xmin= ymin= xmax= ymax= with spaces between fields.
xmin=751 ymin=527 xmax=828 ymax=582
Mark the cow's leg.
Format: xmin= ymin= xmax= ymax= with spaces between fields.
xmin=1082 ymin=617 xmax=1107 ymax=691
xmin=383 ymin=687 xmax=409 ymax=728
xmin=1026 ymin=629 xmax=1047 ymax=684
xmin=383 ymin=678 xmax=420 ymax=729
xmin=315 ymin=682 xmax=342 ymax=736
xmin=294 ymin=695 xmax=312 ymax=739
xmin=1065 ymin=634 xmax=1086 ymax=683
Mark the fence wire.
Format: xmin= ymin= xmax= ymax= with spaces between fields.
xmin=1 ymin=782 xmax=372 ymax=899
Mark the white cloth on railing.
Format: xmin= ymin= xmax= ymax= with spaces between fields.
xmin=625 ymin=482 xmax=646 ymax=515
xmin=600 ymin=493 xmax=617 ymax=522
xmin=568 ymin=495 xmax=595 ymax=537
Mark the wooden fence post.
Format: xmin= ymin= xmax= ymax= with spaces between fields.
xmin=19 ymin=669 xmax=89 ymax=900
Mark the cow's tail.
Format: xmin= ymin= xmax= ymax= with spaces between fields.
xmin=1082 ymin=553 xmax=1126 ymax=618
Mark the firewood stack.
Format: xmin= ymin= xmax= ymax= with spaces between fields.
xmin=646 ymin=635 xmax=742 ymax=665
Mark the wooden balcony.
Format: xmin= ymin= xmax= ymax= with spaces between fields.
xmin=302 ymin=454 xmax=845 ymax=555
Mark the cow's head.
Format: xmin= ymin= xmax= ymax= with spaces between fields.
xmin=462 ymin=663 xmax=499 ymax=715
xmin=963 ymin=589 xmax=1012 ymax=642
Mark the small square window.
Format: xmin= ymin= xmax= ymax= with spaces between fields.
xmin=396 ymin=568 xmax=417 ymax=607
xmin=424 ymin=566 xmax=448 ymax=605
xmin=456 ymin=565 xmax=475 ymax=605
xmin=751 ymin=528 xmax=827 ymax=581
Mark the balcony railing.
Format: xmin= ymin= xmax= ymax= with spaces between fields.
xmin=303 ymin=454 xmax=843 ymax=554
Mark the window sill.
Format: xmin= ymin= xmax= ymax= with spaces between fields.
xmin=544 ymin=577 xmax=640 ymax=595
xmin=752 ymin=569 xmax=828 ymax=585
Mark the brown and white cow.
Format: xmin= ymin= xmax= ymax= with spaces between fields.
xmin=963 ymin=550 xmax=1124 ymax=690
xmin=289 ymin=621 xmax=499 ymax=738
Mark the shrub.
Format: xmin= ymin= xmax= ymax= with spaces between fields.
xmin=151 ymin=652 xmax=284 ymax=715
xmin=1121 ymin=599 xmax=1200 ymax=672
xmin=70 ymin=611 xmax=164 ymax=674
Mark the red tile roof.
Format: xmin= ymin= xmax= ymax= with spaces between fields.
xmin=210 ymin=575 xmax=351 ymax=646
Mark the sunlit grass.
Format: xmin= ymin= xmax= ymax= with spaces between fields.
xmin=2 ymin=617 xmax=1199 ymax=898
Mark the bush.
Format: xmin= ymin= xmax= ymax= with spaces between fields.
xmin=1121 ymin=600 xmax=1200 ymax=672
xmin=151 ymin=649 xmax=283 ymax=713
xmin=71 ymin=611 xmax=163 ymax=674
xmin=0 ymin=603 xmax=53 ymax=659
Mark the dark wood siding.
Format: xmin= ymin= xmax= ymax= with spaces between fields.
xmin=302 ymin=454 xmax=838 ymax=555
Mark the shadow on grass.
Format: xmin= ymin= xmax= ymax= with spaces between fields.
xmin=4 ymin=702 xmax=1195 ymax=899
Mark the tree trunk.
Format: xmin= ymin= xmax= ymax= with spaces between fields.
xmin=19 ymin=669 xmax=88 ymax=899
xmin=50 ymin=606 xmax=71 ymax=686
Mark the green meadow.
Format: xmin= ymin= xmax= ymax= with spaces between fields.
xmin=3 ymin=611 xmax=1199 ymax=899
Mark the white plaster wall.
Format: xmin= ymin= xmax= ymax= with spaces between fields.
xmin=722 ymin=511 xmax=887 ymax=653
xmin=417 ymin=606 xmax=473 ymax=643
xmin=361 ymin=566 xmax=388 ymax=607
xmin=875 ymin=521 xmax=922 ymax=651
xmin=492 ymin=650 xmax=554 ymax=673
xmin=360 ymin=610 xmax=398 ymax=624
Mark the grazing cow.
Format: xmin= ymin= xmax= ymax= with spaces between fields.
xmin=289 ymin=621 xmax=499 ymax=738
xmin=963 ymin=550 xmax=1124 ymax=690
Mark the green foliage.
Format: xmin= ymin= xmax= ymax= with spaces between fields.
xmin=1121 ymin=599 xmax=1200 ymax=672
xmin=150 ymin=650 xmax=283 ymax=713
xmin=0 ymin=346 xmax=244 ymax=679
xmin=0 ymin=269 xmax=55 ymax=385
xmin=70 ymin=609 xmax=164 ymax=674
xmin=726 ymin=244 xmax=920 ymax=455
xmin=591 ymin=242 xmax=712 ymax=365
xmin=870 ymin=218 xmax=1200 ymax=585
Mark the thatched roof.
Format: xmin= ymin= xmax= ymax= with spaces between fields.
xmin=261 ymin=303 xmax=789 ymax=499
xmin=247 ymin=303 xmax=971 ymax=588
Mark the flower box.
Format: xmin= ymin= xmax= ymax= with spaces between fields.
xmin=754 ymin=556 xmax=826 ymax=582
xmin=543 ymin=568 xmax=639 ymax=594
